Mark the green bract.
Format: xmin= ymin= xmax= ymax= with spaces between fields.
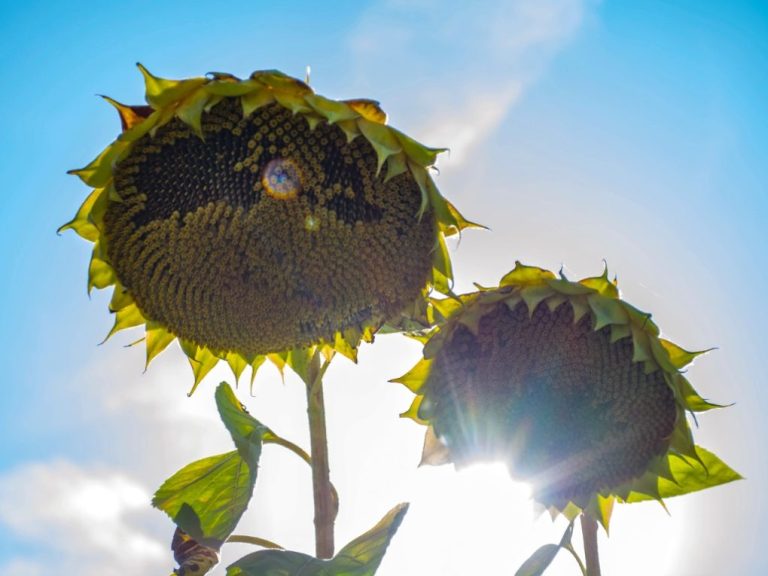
xmin=394 ymin=262 xmax=740 ymax=528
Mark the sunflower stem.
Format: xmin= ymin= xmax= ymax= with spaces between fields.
xmin=306 ymin=349 xmax=336 ymax=559
xmin=580 ymin=513 xmax=601 ymax=576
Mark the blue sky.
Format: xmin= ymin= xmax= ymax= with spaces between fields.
xmin=0 ymin=1 xmax=766 ymax=575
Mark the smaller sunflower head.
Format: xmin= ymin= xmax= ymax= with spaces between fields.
xmin=394 ymin=262 xmax=739 ymax=525
xmin=62 ymin=65 xmax=479 ymax=390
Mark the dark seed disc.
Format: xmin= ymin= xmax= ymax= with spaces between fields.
xmin=105 ymin=99 xmax=435 ymax=355
xmin=422 ymin=301 xmax=677 ymax=507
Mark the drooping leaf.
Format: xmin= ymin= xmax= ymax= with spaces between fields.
xmin=227 ymin=503 xmax=409 ymax=576
xmin=515 ymin=544 xmax=560 ymax=576
xmin=216 ymin=382 xmax=269 ymax=464
xmin=153 ymin=384 xmax=270 ymax=546
xmin=514 ymin=522 xmax=575 ymax=576
xmin=152 ymin=451 xmax=254 ymax=547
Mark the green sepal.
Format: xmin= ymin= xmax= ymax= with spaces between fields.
xmin=58 ymin=186 xmax=107 ymax=241
xmin=500 ymin=262 xmax=556 ymax=287
xmin=205 ymin=78 xmax=259 ymax=97
xmin=587 ymin=294 xmax=628 ymax=330
xmin=108 ymin=282 xmax=134 ymax=313
xmin=100 ymin=95 xmax=149 ymax=131
xmin=390 ymin=357 xmax=432 ymax=394
xmin=357 ymin=118 xmax=402 ymax=175
xmin=630 ymin=326 xmax=654 ymax=366
xmin=176 ymin=89 xmax=210 ymax=138
xmin=578 ymin=265 xmax=618 ymax=299
xmin=226 ymin=352 xmax=249 ymax=383
xmin=333 ymin=332 xmax=358 ymax=363
xmin=545 ymin=294 xmax=567 ymax=313
xmin=610 ymin=323 xmax=631 ymax=343
xmin=343 ymin=99 xmax=387 ymax=124
xmin=251 ymin=70 xmax=311 ymax=95
xmin=393 ymin=128 xmax=446 ymax=167
xmin=285 ymin=347 xmax=315 ymax=387
xmin=659 ymin=339 xmax=712 ymax=370
xmin=584 ymin=494 xmax=614 ymax=533
xmin=180 ymin=341 xmax=218 ymax=394
xmin=336 ymin=119 xmax=361 ymax=143
xmin=137 ymin=63 xmax=206 ymax=109
xmin=102 ymin=303 xmax=144 ymax=343
xmin=626 ymin=446 xmax=741 ymax=503
xmin=88 ymin=248 xmax=114 ymax=294
xmin=445 ymin=199 xmax=485 ymax=235
xmin=384 ymin=152 xmax=408 ymax=182
xmin=241 ymin=88 xmax=275 ymax=117
xmin=430 ymin=294 xmax=464 ymax=321
xmin=568 ymin=296 xmax=590 ymax=324
xmin=431 ymin=234 xmax=453 ymax=294
xmin=623 ymin=302 xmax=660 ymax=336
xmin=227 ymin=503 xmax=409 ymax=576
xmin=67 ymin=139 xmax=130 ymax=188
xmin=304 ymin=94 xmax=359 ymax=124
xmin=248 ymin=356 xmax=267 ymax=392
xmin=273 ymin=91 xmax=314 ymax=116
xmin=521 ymin=286 xmax=555 ymax=316
xmin=668 ymin=406 xmax=700 ymax=462
xmin=546 ymin=278 xmax=595 ymax=296
xmin=400 ymin=395 xmax=428 ymax=425
xmin=145 ymin=322 xmax=176 ymax=368
xmin=674 ymin=373 xmax=724 ymax=412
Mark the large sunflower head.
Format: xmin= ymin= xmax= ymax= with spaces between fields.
xmin=62 ymin=65 xmax=477 ymax=388
xmin=394 ymin=262 xmax=739 ymax=526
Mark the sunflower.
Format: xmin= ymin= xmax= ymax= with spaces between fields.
xmin=394 ymin=262 xmax=740 ymax=526
xmin=61 ymin=65 xmax=476 ymax=389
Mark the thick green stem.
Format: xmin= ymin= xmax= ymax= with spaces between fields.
xmin=580 ymin=513 xmax=601 ymax=576
xmin=306 ymin=350 xmax=336 ymax=559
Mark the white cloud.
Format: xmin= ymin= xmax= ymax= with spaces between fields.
xmin=348 ymin=0 xmax=593 ymax=166
xmin=0 ymin=460 xmax=166 ymax=576
xmin=0 ymin=559 xmax=43 ymax=576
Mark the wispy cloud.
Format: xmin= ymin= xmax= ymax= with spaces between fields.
xmin=0 ymin=460 xmax=166 ymax=576
xmin=348 ymin=0 xmax=592 ymax=167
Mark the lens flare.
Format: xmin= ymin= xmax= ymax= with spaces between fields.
xmin=262 ymin=158 xmax=302 ymax=200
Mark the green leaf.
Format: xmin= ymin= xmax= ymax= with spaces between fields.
xmin=514 ymin=522 xmax=575 ymax=576
xmin=215 ymin=383 xmax=268 ymax=465
xmin=227 ymin=503 xmax=409 ymax=576
xmin=153 ymin=384 xmax=271 ymax=547
xmin=515 ymin=544 xmax=560 ymax=576
xmin=332 ymin=503 xmax=408 ymax=572
xmin=152 ymin=451 xmax=254 ymax=547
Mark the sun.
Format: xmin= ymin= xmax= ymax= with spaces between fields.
xmin=401 ymin=462 xmax=685 ymax=575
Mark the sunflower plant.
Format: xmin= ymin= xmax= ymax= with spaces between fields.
xmin=393 ymin=262 xmax=741 ymax=574
xmin=62 ymin=64 xmax=739 ymax=576
xmin=62 ymin=64 xmax=478 ymax=574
